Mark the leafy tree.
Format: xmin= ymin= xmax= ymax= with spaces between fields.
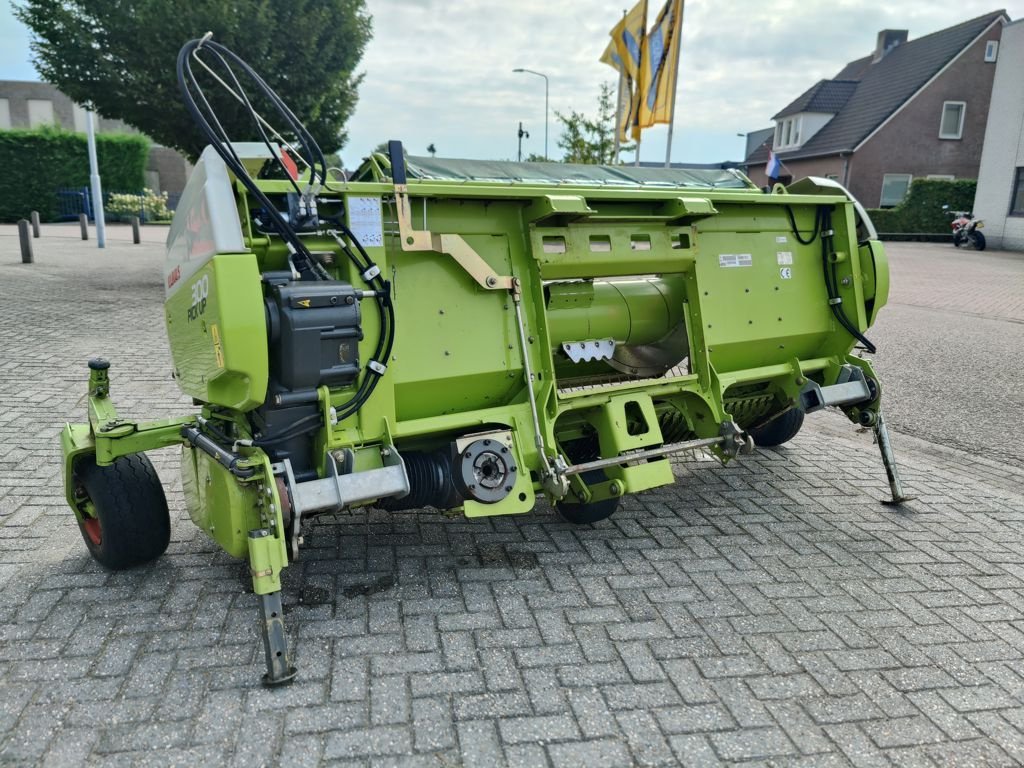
xmin=555 ymin=82 xmax=634 ymax=164
xmin=15 ymin=0 xmax=372 ymax=160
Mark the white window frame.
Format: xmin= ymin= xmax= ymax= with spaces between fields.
xmin=926 ymin=174 xmax=954 ymax=180
xmin=773 ymin=115 xmax=803 ymax=150
xmin=880 ymin=173 xmax=913 ymax=207
xmin=984 ymin=40 xmax=999 ymax=62
xmin=939 ymin=101 xmax=966 ymax=140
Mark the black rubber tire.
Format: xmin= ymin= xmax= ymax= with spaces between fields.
xmin=555 ymin=468 xmax=621 ymax=525
xmin=952 ymin=231 xmax=965 ymax=247
xmin=748 ymin=408 xmax=805 ymax=448
xmin=557 ymin=496 xmax=620 ymax=525
xmin=970 ymin=231 xmax=986 ymax=251
xmin=74 ymin=453 xmax=170 ymax=570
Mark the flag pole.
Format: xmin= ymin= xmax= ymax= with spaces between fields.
xmin=634 ymin=131 xmax=642 ymax=167
xmin=613 ymin=68 xmax=624 ymax=160
xmin=612 ymin=9 xmax=627 ymax=162
xmin=663 ymin=0 xmax=684 ymax=168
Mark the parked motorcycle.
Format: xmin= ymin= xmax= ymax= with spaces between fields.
xmin=943 ymin=205 xmax=986 ymax=250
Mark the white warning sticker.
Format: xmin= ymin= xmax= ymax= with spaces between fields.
xmin=777 ymin=251 xmax=793 ymax=265
xmin=347 ymin=196 xmax=384 ymax=247
xmin=775 ymin=236 xmax=788 ymax=244
xmin=780 ymin=267 xmax=793 ymax=279
xmin=719 ymin=253 xmax=753 ymax=268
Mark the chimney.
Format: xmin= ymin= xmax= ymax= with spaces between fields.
xmin=873 ymin=29 xmax=909 ymax=62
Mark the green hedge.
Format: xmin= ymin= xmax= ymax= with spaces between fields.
xmin=865 ymin=178 xmax=976 ymax=234
xmin=0 ymin=126 xmax=149 ymax=222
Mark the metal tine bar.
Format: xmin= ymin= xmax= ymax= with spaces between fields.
xmin=564 ymin=436 xmax=725 ymax=476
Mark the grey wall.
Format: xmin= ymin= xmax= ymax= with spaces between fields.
xmin=973 ymin=20 xmax=1024 ymax=250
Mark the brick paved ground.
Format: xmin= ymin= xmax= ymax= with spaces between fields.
xmin=2 ymin=229 xmax=1024 ymax=766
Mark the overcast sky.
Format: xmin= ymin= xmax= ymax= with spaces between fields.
xmin=2 ymin=1 xmax=1021 ymax=166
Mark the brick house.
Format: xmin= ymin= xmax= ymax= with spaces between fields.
xmin=0 ymin=80 xmax=192 ymax=196
xmin=743 ymin=10 xmax=1008 ymax=208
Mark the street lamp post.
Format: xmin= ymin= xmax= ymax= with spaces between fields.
xmin=86 ymin=110 xmax=106 ymax=249
xmin=513 ymin=68 xmax=549 ymax=160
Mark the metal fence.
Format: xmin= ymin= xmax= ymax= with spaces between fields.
xmin=55 ymin=188 xmax=92 ymax=222
xmin=55 ymin=187 xmax=180 ymax=223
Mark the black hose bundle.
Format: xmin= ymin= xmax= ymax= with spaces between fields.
xmin=331 ymin=225 xmax=396 ymax=421
xmin=176 ymin=35 xmax=395 ymax=431
xmin=785 ymin=204 xmax=876 ymax=354
xmin=177 ymin=35 xmax=329 ymax=280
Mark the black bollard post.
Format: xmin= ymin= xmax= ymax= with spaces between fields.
xmin=30 ymin=211 xmax=40 ymax=238
xmin=18 ymin=219 xmax=33 ymax=263
xmin=79 ymin=213 xmax=89 ymax=240
xmin=131 ymin=216 xmax=141 ymax=244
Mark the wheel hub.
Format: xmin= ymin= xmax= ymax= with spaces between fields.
xmin=456 ymin=438 xmax=518 ymax=504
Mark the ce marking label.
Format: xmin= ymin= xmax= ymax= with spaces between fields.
xmin=779 ymin=268 xmax=793 ymax=279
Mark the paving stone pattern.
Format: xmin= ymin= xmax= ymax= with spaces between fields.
xmin=2 ymin=230 xmax=1024 ymax=766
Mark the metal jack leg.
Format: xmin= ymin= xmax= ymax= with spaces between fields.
xmin=258 ymin=592 xmax=297 ymax=686
xmin=873 ymin=412 xmax=913 ymax=506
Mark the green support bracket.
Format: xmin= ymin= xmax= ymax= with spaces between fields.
xmin=524 ymin=194 xmax=596 ymax=225
xmin=658 ymin=197 xmax=718 ymax=224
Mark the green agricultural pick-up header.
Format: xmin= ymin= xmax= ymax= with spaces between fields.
xmin=59 ymin=36 xmax=908 ymax=684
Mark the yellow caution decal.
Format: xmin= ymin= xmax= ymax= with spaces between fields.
xmin=211 ymin=323 xmax=225 ymax=369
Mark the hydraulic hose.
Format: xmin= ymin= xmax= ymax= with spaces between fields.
xmin=176 ymin=35 xmax=396 ymax=421
xmin=785 ymin=204 xmax=876 ymax=354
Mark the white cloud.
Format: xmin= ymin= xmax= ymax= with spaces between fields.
xmin=2 ymin=0 xmax=1020 ymax=164
xmin=346 ymin=0 xmax=1023 ymax=165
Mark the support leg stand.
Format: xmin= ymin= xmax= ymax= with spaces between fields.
xmin=259 ymin=591 xmax=297 ymax=686
xmin=873 ymin=412 xmax=914 ymax=506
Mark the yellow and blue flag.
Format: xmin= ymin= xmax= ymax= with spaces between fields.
xmin=600 ymin=39 xmax=624 ymax=72
xmin=639 ymin=0 xmax=683 ymax=129
xmin=605 ymin=0 xmax=648 ymax=142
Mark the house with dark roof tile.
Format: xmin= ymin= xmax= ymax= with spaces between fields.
xmin=743 ymin=11 xmax=1008 ymax=208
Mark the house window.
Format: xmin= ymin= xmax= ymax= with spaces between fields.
xmin=27 ymin=99 xmax=55 ymax=128
xmin=939 ymin=101 xmax=966 ymax=139
xmin=1011 ymin=168 xmax=1024 ymax=216
xmin=774 ymin=116 xmax=803 ymax=150
xmin=880 ymin=174 xmax=912 ymax=207
xmin=0 ymin=98 xmax=10 ymax=130
xmin=985 ymin=40 xmax=999 ymax=62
